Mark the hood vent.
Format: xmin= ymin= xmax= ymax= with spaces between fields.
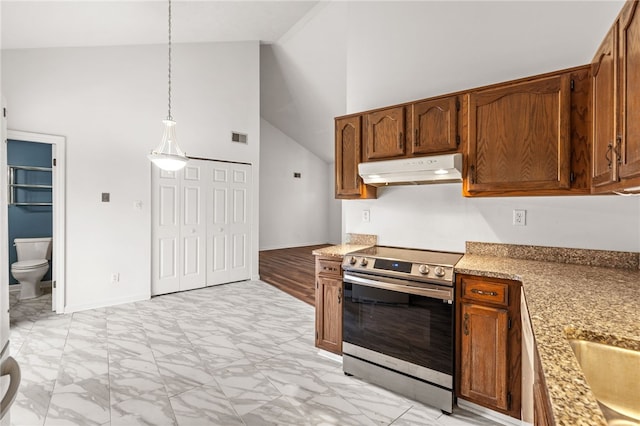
xmin=358 ymin=153 xmax=462 ymax=186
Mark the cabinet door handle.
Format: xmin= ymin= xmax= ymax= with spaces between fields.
xmin=463 ymin=313 xmax=470 ymax=336
xmin=415 ymin=128 xmax=419 ymax=147
xmin=471 ymin=288 xmax=498 ymax=297
xmin=615 ymin=136 xmax=622 ymax=165
xmin=606 ymin=143 xmax=613 ymax=169
xmin=338 ymin=288 xmax=342 ymax=304
xmin=398 ymin=132 xmax=403 ymax=150
xmin=470 ymin=165 xmax=476 ymax=184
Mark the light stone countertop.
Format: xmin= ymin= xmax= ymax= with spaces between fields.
xmin=312 ymin=233 xmax=377 ymax=258
xmin=456 ymin=244 xmax=640 ymax=426
xmin=312 ymin=244 xmax=373 ymax=258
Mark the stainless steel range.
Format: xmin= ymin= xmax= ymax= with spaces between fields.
xmin=341 ymin=246 xmax=463 ymax=414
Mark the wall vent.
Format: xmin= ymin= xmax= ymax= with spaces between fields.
xmin=231 ymin=132 xmax=248 ymax=144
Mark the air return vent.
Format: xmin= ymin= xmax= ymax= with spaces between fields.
xmin=231 ymin=132 xmax=248 ymax=144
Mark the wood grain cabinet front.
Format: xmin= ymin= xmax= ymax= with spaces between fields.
xmin=335 ymin=116 xmax=377 ymax=199
xmin=409 ymin=96 xmax=460 ymax=156
xmin=363 ymin=106 xmax=406 ymax=161
xmin=465 ymin=74 xmax=573 ymax=195
xmin=314 ymin=256 xmax=343 ymax=354
xmin=592 ymin=0 xmax=640 ymax=193
xmin=456 ymin=274 xmax=522 ymax=419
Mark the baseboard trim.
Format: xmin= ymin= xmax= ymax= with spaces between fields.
xmin=64 ymin=292 xmax=150 ymax=314
xmin=457 ymin=398 xmax=524 ymax=426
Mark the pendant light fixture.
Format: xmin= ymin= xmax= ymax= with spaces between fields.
xmin=148 ymin=0 xmax=188 ymax=171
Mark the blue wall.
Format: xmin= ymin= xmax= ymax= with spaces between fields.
xmin=7 ymin=140 xmax=53 ymax=284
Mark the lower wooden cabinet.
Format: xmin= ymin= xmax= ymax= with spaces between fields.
xmin=534 ymin=347 xmax=555 ymax=425
xmin=315 ymin=256 xmax=343 ymax=354
xmin=455 ymin=274 xmax=522 ymax=419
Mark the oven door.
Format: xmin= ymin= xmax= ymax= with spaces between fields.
xmin=342 ymin=272 xmax=454 ymax=388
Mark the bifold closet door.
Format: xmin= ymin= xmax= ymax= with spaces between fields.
xmin=207 ymin=163 xmax=252 ymax=286
xmin=152 ymin=162 xmax=206 ymax=296
xmin=152 ymin=168 xmax=180 ymax=296
xmin=153 ymin=160 xmax=252 ymax=295
xmin=179 ymin=163 xmax=206 ymax=291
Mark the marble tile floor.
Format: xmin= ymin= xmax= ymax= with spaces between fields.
xmin=8 ymin=281 xmax=503 ymax=426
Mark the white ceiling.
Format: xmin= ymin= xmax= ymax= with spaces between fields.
xmin=1 ymin=1 xmax=319 ymax=49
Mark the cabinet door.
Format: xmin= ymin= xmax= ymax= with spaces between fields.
xmin=336 ymin=116 xmax=362 ymax=197
xmin=364 ymin=106 xmax=406 ymax=160
xmin=460 ymin=303 xmax=509 ymax=411
xmin=315 ymin=275 xmax=342 ymax=354
xmin=467 ymin=75 xmax=571 ymax=194
xmin=411 ymin=97 xmax=459 ymax=155
xmin=619 ymin=1 xmax=640 ymax=181
xmin=592 ymin=24 xmax=619 ymax=189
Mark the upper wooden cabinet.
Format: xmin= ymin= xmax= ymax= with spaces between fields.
xmin=593 ymin=0 xmax=640 ymax=192
xmin=335 ymin=116 xmax=376 ymax=199
xmin=465 ymin=74 xmax=573 ymax=195
xmin=363 ymin=106 xmax=406 ymax=161
xmin=619 ymin=0 xmax=640 ymax=182
xmin=409 ymin=96 xmax=460 ymax=155
xmin=592 ymin=24 xmax=619 ymax=189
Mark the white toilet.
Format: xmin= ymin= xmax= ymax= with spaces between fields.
xmin=11 ymin=237 xmax=52 ymax=300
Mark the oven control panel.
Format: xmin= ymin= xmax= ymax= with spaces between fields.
xmin=343 ymin=256 xmax=455 ymax=284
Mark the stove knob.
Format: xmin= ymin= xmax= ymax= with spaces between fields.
xmin=418 ymin=264 xmax=430 ymax=275
xmin=434 ymin=266 xmax=446 ymax=277
xmin=360 ymin=258 xmax=368 ymax=266
xmin=349 ymin=256 xmax=357 ymax=265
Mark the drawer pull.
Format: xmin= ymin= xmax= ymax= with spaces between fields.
xmin=338 ymin=288 xmax=342 ymax=304
xmin=471 ymin=288 xmax=498 ymax=297
xmin=463 ymin=313 xmax=469 ymax=335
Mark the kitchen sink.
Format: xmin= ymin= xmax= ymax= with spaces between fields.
xmin=569 ymin=339 xmax=640 ymax=425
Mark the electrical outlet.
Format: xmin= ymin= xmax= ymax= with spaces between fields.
xmin=362 ymin=209 xmax=370 ymax=223
xmin=513 ymin=209 xmax=526 ymax=226
xmin=110 ymin=273 xmax=120 ymax=284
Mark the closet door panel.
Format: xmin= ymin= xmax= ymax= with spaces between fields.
xmin=228 ymin=165 xmax=251 ymax=282
xmin=152 ymin=169 xmax=180 ymax=296
xmin=179 ymin=162 xmax=206 ymax=291
xmin=207 ymin=164 xmax=231 ymax=285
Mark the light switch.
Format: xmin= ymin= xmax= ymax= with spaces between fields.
xmin=102 ymin=193 xmax=110 ymax=202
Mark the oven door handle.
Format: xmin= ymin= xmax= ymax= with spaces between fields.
xmin=343 ymin=273 xmax=453 ymax=301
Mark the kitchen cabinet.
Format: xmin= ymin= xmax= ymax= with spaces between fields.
xmin=363 ymin=106 xmax=406 ymax=161
xmin=465 ymin=70 xmax=587 ymax=196
xmin=534 ymin=347 xmax=555 ymax=426
xmin=335 ymin=116 xmax=377 ymax=199
xmin=315 ymin=256 xmax=343 ymax=354
xmin=409 ymin=96 xmax=460 ymax=155
xmin=592 ymin=0 xmax=640 ymax=193
xmin=455 ymin=274 xmax=522 ymax=419
xmin=592 ymin=23 xmax=618 ymax=189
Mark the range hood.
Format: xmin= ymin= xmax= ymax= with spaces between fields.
xmin=358 ymin=153 xmax=462 ymax=186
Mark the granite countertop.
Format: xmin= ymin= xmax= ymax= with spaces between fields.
xmin=312 ymin=233 xmax=377 ymax=258
xmin=456 ymin=243 xmax=640 ymax=426
xmin=312 ymin=244 xmax=372 ymax=258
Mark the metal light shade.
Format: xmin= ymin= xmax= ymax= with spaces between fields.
xmin=148 ymin=119 xmax=188 ymax=171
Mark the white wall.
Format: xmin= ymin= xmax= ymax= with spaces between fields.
xmin=2 ymin=41 xmax=260 ymax=312
xmin=259 ymin=118 xmax=330 ymax=250
xmin=343 ymin=1 xmax=640 ymax=253
xmin=344 ymin=186 xmax=640 ymax=252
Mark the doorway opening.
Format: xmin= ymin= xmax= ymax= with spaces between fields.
xmin=6 ymin=130 xmax=66 ymax=313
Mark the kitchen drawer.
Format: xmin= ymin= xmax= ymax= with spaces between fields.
xmin=460 ymin=276 xmax=509 ymax=307
xmin=317 ymin=258 xmax=342 ymax=277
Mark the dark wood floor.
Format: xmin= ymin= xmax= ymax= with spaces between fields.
xmin=259 ymin=244 xmax=330 ymax=306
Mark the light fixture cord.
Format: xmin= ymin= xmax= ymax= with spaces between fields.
xmin=167 ymin=0 xmax=172 ymax=120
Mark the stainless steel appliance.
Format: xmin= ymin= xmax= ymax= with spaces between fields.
xmin=342 ymin=246 xmax=463 ymax=414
